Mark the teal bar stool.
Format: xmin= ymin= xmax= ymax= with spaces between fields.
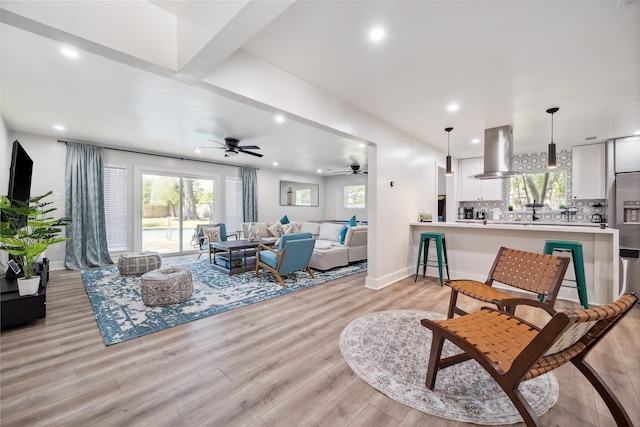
xmin=543 ymin=240 xmax=588 ymax=309
xmin=415 ymin=232 xmax=450 ymax=286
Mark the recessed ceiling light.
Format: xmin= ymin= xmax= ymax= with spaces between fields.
xmin=60 ymin=48 xmax=79 ymax=58
xmin=472 ymin=138 xmax=480 ymax=144
xmin=634 ymin=130 xmax=640 ymax=135
xmin=317 ymin=169 xmax=322 ymax=173
xmin=359 ymin=143 xmax=365 ymax=148
xmin=447 ymin=104 xmax=459 ymax=112
xmin=275 ymin=115 xmax=285 ymax=123
xmin=272 ymin=162 xmax=278 ymax=166
xmin=53 ymin=124 xmax=65 ymax=131
xmin=369 ymin=27 xmax=385 ymax=42
xmin=194 ymin=148 xmax=202 ymax=154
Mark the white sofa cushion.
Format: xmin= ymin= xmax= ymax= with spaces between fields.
xmin=300 ymin=221 xmax=321 ymax=236
xmin=318 ymin=222 xmax=345 ymax=242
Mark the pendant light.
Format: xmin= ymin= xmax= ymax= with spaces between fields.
xmin=445 ymin=127 xmax=453 ymax=176
xmin=546 ymin=107 xmax=559 ymax=169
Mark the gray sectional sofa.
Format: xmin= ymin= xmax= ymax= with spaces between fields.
xmin=241 ymin=220 xmax=367 ymax=271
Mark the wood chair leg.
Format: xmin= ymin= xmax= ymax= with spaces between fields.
xmin=572 ymin=358 xmax=634 ymax=427
xmin=424 ymin=329 xmax=445 ymax=390
xmin=447 ymin=289 xmax=459 ymax=319
xmin=503 ymin=387 xmax=543 ymax=427
xmin=274 ymin=271 xmax=286 ymax=287
xmin=306 ymin=266 xmax=315 ymax=279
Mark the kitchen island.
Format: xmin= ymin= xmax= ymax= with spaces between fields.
xmin=410 ymin=221 xmax=619 ymax=306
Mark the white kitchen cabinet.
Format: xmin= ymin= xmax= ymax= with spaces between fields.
xmin=459 ymin=158 xmax=503 ymax=201
xmin=572 ymin=144 xmax=605 ymax=199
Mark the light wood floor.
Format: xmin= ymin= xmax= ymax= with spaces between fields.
xmin=1 ymin=268 xmax=638 ymax=426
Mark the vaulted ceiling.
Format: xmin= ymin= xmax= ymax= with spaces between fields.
xmin=1 ymin=1 xmax=639 ymax=175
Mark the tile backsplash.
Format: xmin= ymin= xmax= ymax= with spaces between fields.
xmin=459 ymin=149 xmax=607 ymax=224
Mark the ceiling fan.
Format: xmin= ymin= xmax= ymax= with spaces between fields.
xmin=333 ymin=164 xmax=367 ymax=175
xmin=204 ymin=137 xmax=263 ymax=158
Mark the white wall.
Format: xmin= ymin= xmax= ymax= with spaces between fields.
xmin=1 ymin=116 xmax=10 ymax=269
xmin=256 ymin=168 xmax=326 ymax=222
xmin=6 ymin=132 xmax=68 ymax=269
xmin=324 ymin=173 xmax=368 ymax=222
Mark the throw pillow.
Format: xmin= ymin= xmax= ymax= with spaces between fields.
xmin=339 ymin=225 xmax=348 ymax=244
xmin=280 ymin=214 xmax=290 ymax=225
xmin=267 ymin=221 xmax=285 ymax=237
xmin=283 ymin=223 xmax=300 ymax=234
xmin=314 ymin=240 xmax=333 ymax=250
xmin=203 ymin=226 xmax=221 ymax=242
xmin=349 ymin=215 xmax=357 ymax=227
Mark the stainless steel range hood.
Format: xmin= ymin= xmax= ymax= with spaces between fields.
xmin=471 ymin=125 xmax=519 ymax=179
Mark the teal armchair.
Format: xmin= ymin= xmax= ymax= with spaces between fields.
xmin=255 ymin=232 xmax=316 ymax=287
xmin=191 ymin=223 xmax=237 ymax=263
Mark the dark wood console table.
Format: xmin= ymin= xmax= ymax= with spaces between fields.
xmin=1 ymin=259 xmax=49 ymax=328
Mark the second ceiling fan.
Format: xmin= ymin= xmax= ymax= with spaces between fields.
xmin=333 ymin=164 xmax=367 ymax=175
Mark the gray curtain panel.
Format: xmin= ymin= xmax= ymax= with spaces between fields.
xmin=64 ymin=142 xmax=113 ymax=270
xmin=242 ymin=167 xmax=258 ymax=222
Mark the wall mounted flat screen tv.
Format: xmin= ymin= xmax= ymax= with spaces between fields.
xmin=5 ymin=140 xmax=33 ymax=228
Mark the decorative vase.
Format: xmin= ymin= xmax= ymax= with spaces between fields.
xmin=248 ymin=222 xmax=260 ymax=242
xmin=18 ymin=277 xmax=40 ymax=296
xmin=287 ymin=187 xmax=293 ymax=205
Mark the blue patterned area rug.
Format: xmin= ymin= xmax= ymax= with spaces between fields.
xmin=82 ymin=256 xmax=367 ymax=346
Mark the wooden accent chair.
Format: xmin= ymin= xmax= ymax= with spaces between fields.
xmin=191 ymin=223 xmax=237 ymax=263
xmin=421 ymin=293 xmax=638 ymax=427
xmin=446 ymin=247 xmax=570 ymax=318
xmin=256 ymin=232 xmax=316 ymax=287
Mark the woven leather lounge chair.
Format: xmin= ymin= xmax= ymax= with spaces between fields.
xmin=445 ymin=247 xmax=570 ymax=318
xmin=421 ymin=293 xmax=638 ymax=427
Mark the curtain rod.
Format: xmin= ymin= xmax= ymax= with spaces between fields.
xmin=56 ymin=140 xmax=259 ymax=170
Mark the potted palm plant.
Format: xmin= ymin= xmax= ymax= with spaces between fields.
xmin=0 ymin=191 xmax=71 ymax=295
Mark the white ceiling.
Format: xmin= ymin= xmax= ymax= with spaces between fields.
xmin=1 ymin=1 xmax=639 ymax=175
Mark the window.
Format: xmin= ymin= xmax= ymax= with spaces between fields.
xmin=295 ymin=188 xmax=311 ymax=206
xmin=104 ymin=166 xmax=128 ymax=251
xmin=141 ymin=173 xmax=217 ymax=254
xmin=225 ymin=178 xmax=243 ymax=235
xmin=509 ymin=171 xmax=567 ymax=210
xmin=344 ymin=185 xmax=366 ymax=209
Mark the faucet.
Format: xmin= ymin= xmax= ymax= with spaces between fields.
xmin=526 ymin=201 xmax=541 ymax=221
xmin=532 ymin=205 xmax=539 ymax=221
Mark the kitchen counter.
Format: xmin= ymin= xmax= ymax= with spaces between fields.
xmin=455 ymin=219 xmax=608 ymax=227
xmin=410 ymin=221 xmax=619 ymax=306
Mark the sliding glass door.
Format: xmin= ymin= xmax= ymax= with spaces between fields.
xmin=141 ymin=173 xmax=217 ymax=254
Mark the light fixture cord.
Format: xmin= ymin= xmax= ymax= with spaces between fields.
xmin=447 ymin=132 xmax=450 ymax=155
xmin=551 ymin=112 xmax=554 ymax=144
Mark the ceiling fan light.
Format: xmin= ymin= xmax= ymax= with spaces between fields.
xmin=226 ymin=150 xmax=238 ymax=157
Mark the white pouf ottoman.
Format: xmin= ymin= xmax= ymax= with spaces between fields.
xmin=140 ymin=267 xmax=193 ymax=306
xmin=118 ymin=251 xmax=162 ymax=276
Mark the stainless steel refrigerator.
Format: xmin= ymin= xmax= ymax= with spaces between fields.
xmin=614 ymin=171 xmax=640 ymax=297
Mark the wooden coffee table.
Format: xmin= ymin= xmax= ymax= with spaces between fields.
xmin=210 ymin=239 xmax=276 ymax=275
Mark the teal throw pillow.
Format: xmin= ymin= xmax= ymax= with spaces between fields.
xmin=339 ymin=226 xmax=348 ymax=244
xmin=280 ymin=215 xmax=290 ymax=225
xmin=349 ymin=215 xmax=357 ymax=227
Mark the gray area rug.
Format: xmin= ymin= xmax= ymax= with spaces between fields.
xmin=340 ymin=310 xmax=558 ymax=425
